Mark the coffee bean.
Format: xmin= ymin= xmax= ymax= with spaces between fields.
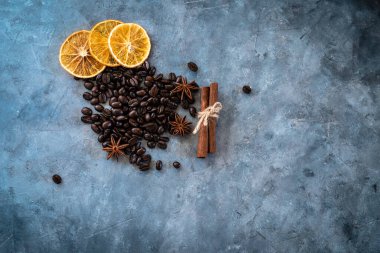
xmin=128 ymin=137 xmax=138 ymax=146
xmin=118 ymin=96 xmax=128 ymax=104
xmin=98 ymin=93 xmax=106 ymax=103
xmin=242 ymin=85 xmax=252 ymax=94
xmin=156 ymin=160 xmax=162 ymax=170
xmin=98 ymin=134 xmax=106 ymax=143
xmin=136 ymin=147 xmax=146 ymax=156
xmin=142 ymin=154 xmax=151 ymax=161
xmin=187 ymin=62 xmax=198 ymax=72
xmin=173 ymin=161 xmax=181 ymax=168
xmin=84 ymin=82 xmax=94 ymax=90
xmin=90 ymin=98 xmax=99 ymax=105
xmin=81 ymin=107 xmax=92 ymax=116
xmin=136 ymin=90 xmax=146 ymax=96
xmin=157 ymin=126 xmax=165 ymax=134
xmin=102 ymin=121 xmax=112 ymax=129
xmin=111 ymin=102 xmax=122 ymax=108
xmin=189 ymin=106 xmax=197 ymax=117
xmin=157 ymin=141 xmax=167 ymax=149
xmin=131 ymin=128 xmax=142 ymax=135
xmin=91 ymin=124 xmax=101 ymax=134
xmin=149 ymin=85 xmax=159 ymax=97
xmin=91 ymin=114 xmax=100 ymax=121
xmin=102 ymin=73 xmax=111 ymax=84
xmin=81 ymin=116 xmax=92 ymax=124
xmin=128 ymin=99 xmax=139 ymax=107
xmin=116 ymin=115 xmax=126 ymax=121
xmin=139 ymin=164 xmax=150 ymax=171
xmin=112 ymin=109 xmax=123 ymax=116
xmin=159 ymin=136 xmax=169 ymax=142
xmin=147 ymin=141 xmax=156 ymax=148
xmin=83 ymin=92 xmax=92 ymax=100
xmin=52 ymin=174 xmax=62 ymax=184
xmin=95 ymin=104 xmax=104 ymax=112
xmin=128 ymin=110 xmax=138 ymax=118
xmin=129 ymin=154 xmax=137 ymax=164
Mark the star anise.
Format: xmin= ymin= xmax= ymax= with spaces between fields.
xmin=170 ymin=76 xmax=198 ymax=101
xmin=102 ymin=136 xmax=129 ymax=160
xmin=169 ymin=113 xmax=193 ymax=136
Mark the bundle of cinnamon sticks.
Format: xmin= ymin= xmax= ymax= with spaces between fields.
xmin=197 ymin=82 xmax=219 ymax=158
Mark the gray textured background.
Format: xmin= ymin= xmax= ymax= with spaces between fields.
xmin=0 ymin=0 xmax=379 ymax=252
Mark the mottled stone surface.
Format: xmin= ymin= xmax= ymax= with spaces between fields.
xmin=0 ymin=0 xmax=379 ymax=252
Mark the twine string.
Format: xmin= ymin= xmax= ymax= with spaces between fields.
xmin=192 ymin=102 xmax=223 ymax=134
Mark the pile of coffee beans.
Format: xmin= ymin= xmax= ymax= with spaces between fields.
xmin=77 ymin=61 xmax=198 ymax=171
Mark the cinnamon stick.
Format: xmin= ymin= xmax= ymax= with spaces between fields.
xmin=208 ymin=82 xmax=218 ymax=153
xmin=197 ymin=87 xmax=210 ymax=158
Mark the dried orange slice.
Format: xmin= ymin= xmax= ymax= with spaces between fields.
xmin=108 ymin=23 xmax=151 ymax=68
xmin=59 ymin=30 xmax=105 ymax=78
xmin=89 ymin=20 xmax=123 ymax=66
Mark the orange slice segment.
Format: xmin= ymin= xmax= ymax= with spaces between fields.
xmin=89 ymin=20 xmax=123 ymax=67
xmin=59 ymin=30 xmax=105 ymax=78
xmin=108 ymin=23 xmax=151 ymax=68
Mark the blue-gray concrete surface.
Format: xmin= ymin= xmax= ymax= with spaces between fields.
xmin=1 ymin=0 xmax=379 ymax=252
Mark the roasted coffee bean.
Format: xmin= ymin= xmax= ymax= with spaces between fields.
xmin=83 ymin=92 xmax=93 ymax=100
xmin=98 ymin=93 xmax=107 ymax=103
xmin=105 ymin=89 xmax=113 ymax=98
xmin=153 ymin=135 xmax=160 ymax=142
xmin=128 ymin=99 xmax=139 ymax=107
xmin=149 ymin=66 xmax=156 ymax=75
xmin=159 ymin=136 xmax=170 ymax=142
xmin=147 ymin=141 xmax=156 ymax=148
xmin=136 ymin=90 xmax=146 ymax=96
xmin=115 ymin=121 xmax=123 ymax=127
xmin=84 ymin=82 xmax=94 ymax=90
xmin=102 ymin=121 xmax=113 ymax=129
xmin=144 ymin=133 xmax=153 ymax=141
xmin=90 ymin=98 xmax=99 ymax=105
xmin=109 ymin=97 xmax=118 ymax=105
xmin=102 ymin=73 xmax=111 ymax=83
xmin=151 ymin=112 xmax=156 ymax=119
xmin=130 ymin=78 xmax=139 ymax=86
xmin=112 ymin=109 xmax=123 ymax=116
xmin=156 ymin=160 xmax=162 ymax=170
xmin=131 ymin=128 xmax=142 ymax=135
xmin=98 ymin=134 xmax=106 ymax=143
xmin=91 ymin=114 xmax=100 ymax=121
xmin=143 ymin=61 xmax=150 ymax=70
xmin=146 ymin=75 xmax=154 ymax=82
xmin=142 ymin=154 xmax=151 ymax=161
xmin=95 ymin=104 xmax=104 ymax=112
xmin=136 ymin=147 xmax=146 ymax=156
xmin=149 ymin=85 xmax=159 ymax=97
xmin=139 ymin=164 xmax=150 ymax=171
xmin=91 ymin=124 xmax=101 ymax=134
xmin=116 ymin=115 xmax=126 ymax=121
xmin=52 ymin=174 xmax=62 ymax=184
xmin=128 ymin=137 xmax=138 ymax=146
xmin=160 ymin=97 xmax=169 ymax=105
xmin=157 ymin=126 xmax=165 ymax=134
xmin=189 ymin=106 xmax=197 ymax=117
xmin=103 ymin=108 xmax=112 ymax=117
xmin=99 ymin=84 xmax=107 ymax=91
xmin=157 ymin=141 xmax=167 ymax=149
xmin=173 ymin=161 xmax=181 ymax=168
xmin=155 ymin=73 xmax=163 ymax=81
xmin=129 ymin=119 xmax=139 ymax=127
xmin=81 ymin=116 xmax=92 ymax=124
xmin=187 ymin=62 xmax=198 ymax=72
xmin=118 ymin=95 xmax=128 ymax=104
xmin=242 ymin=85 xmax=252 ymax=94
xmin=169 ymin=73 xmax=176 ymax=81
xmin=157 ymin=114 xmax=166 ymax=120
xmin=118 ymin=87 xmax=127 ymax=95
xmin=144 ymin=113 xmax=151 ymax=122
xmin=111 ymin=102 xmax=122 ymax=108
xmin=129 ymin=154 xmax=137 ymax=164
xmin=128 ymin=110 xmax=138 ymax=118
xmin=81 ymin=107 xmax=92 ymax=116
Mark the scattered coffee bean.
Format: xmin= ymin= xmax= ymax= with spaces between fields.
xmin=81 ymin=107 xmax=92 ymax=116
xmin=173 ymin=161 xmax=181 ymax=169
xmin=187 ymin=62 xmax=198 ymax=72
xmin=242 ymin=85 xmax=252 ymax=94
xmin=52 ymin=174 xmax=62 ymax=184
xmin=156 ymin=160 xmax=162 ymax=170
xmin=189 ymin=106 xmax=197 ymax=117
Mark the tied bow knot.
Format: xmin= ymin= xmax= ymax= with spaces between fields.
xmin=192 ymin=102 xmax=223 ymax=134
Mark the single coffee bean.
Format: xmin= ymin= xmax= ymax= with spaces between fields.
xmin=157 ymin=141 xmax=167 ymax=149
xmin=95 ymin=104 xmax=104 ymax=112
xmin=189 ymin=106 xmax=197 ymax=117
xmin=136 ymin=147 xmax=146 ymax=156
xmin=98 ymin=134 xmax=106 ymax=143
xmin=128 ymin=110 xmax=138 ymax=118
xmin=169 ymin=73 xmax=176 ymax=81
xmin=103 ymin=108 xmax=112 ymax=117
xmin=129 ymin=154 xmax=137 ymax=164
xmin=112 ymin=109 xmax=123 ymax=116
xmin=128 ymin=137 xmax=138 ymax=146
xmin=52 ymin=174 xmax=62 ymax=184
xmin=155 ymin=73 xmax=163 ymax=81
xmin=136 ymin=90 xmax=146 ymax=96
xmin=118 ymin=96 xmax=128 ymax=104
xmin=98 ymin=93 xmax=107 ymax=103
xmin=81 ymin=107 xmax=92 ymax=116
xmin=131 ymin=128 xmax=142 ymax=135
xmin=157 ymin=126 xmax=165 ymax=134
xmin=242 ymin=85 xmax=252 ymax=94
xmin=83 ymin=92 xmax=93 ymax=100
xmin=102 ymin=121 xmax=113 ymax=129
xmin=142 ymin=154 xmax=151 ymax=161
xmin=187 ymin=62 xmax=198 ymax=72
xmin=90 ymin=98 xmax=99 ymax=105
xmin=109 ymin=97 xmax=118 ymax=105
xmin=90 ymin=114 xmax=100 ymax=121
xmin=111 ymin=102 xmax=122 ymax=108
xmin=156 ymin=160 xmax=162 ymax=170
xmin=116 ymin=115 xmax=126 ymax=121
xmin=149 ymin=85 xmax=159 ymax=97
xmin=147 ymin=141 xmax=156 ymax=148
xmin=144 ymin=133 xmax=153 ymax=141
xmin=173 ymin=161 xmax=181 ymax=169
xmin=91 ymin=124 xmax=101 ymax=134
xmin=105 ymin=89 xmax=113 ymax=98
xmin=159 ymin=136 xmax=169 ymax=142
xmin=84 ymin=82 xmax=94 ymax=90
xmin=139 ymin=164 xmax=150 ymax=171
xmin=130 ymin=78 xmax=139 ymax=86
xmin=128 ymin=99 xmax=139 ymax=107
xmin=81 ymin=116 xmax=92 ymax=124
xmin=102 ymin=72 xmax=111 ymax=84
xmin=99 ymin=84 xmax=107 ymax=91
